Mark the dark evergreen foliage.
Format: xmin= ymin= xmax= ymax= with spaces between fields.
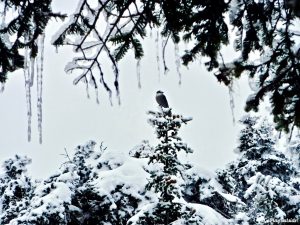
xmin=216 ymin=0 xmax=300 ymax=132
xmin=51 ymin=0 xmax=300 ymax=132
xmin=1 ymin=0 xmax=300 ymax=131
xmin=0 ymin=0 xmax=65 ymax=81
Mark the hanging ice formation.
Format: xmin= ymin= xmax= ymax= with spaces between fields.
xmin=174 ymin=43 xmax=182 ymax=85
xmin=161 ymin=35 xmax=170 ymax=75
xmin=37 ymin=34 xmax=45 ymax=144
xmin=24 ymin=34 xmax=45 ymax=144
xmin=136 ymin=59 xmax=141 ymax=89
xmin=24 ymin=46 xmax=32 ymax=142
xmin=155 ymin=29 xmax=161 ymax=81
xmin=0 ymin=83 xmax=4 ymax=93
xmin=228 ymin=82 xmax=236 ymax=124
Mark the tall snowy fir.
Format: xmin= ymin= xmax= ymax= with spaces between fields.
xmin=127 ymin=108 xmax=229 ymax=225
xmin=128 ymin=108 xmax=193 ymax=224
xmin=217 ymin=115 xmax=300 ymax=224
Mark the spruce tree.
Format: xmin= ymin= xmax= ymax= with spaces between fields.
xmin=217 ymin=115 xmax=300 ymax=224
xmin=128 ymin=107 xmax=197 ymax=224
xmin=71 ymin=141 xmax=147 ymax=225
xmin=147 ymin=108 xmax=193 ymax=224
xmin=8 ymin=141 xmax=99 ymax=225
xmin=128 ymin=108 xmax=232 ymax=225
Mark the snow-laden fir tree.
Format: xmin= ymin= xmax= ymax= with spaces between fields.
xmin=7 ymin=140 xmax=150 ymax=225
xmin=145 ymin=108 xmax=193 ymax=224
xmin=128 ymin=107 xmax=221 ymax=225
xmin=217 ymin=115 xmax=300 ymax=224
xmin=0 ymin=155 xmax=35 ymax=224
xmin=8 ymin=153 xmax=82 ymax=224
xmin=71 ymin=141 xmax=149 ymax=225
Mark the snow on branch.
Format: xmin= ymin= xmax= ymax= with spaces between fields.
xmin=52 ymin=0 xmax=152 ymax=104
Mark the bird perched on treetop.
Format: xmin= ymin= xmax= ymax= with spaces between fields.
xmin=156 ymin=90 xmax=169 ymax=108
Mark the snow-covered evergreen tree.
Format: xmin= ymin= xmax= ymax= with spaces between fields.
xmin=73 ymin=141 xmax=151 ymax=225
xmin=7 ymin=140 xmax=148 ymax=225
xmin=0 ymin=155 xmax=35 ymax=225
xmin=2 ymin=112 xmax=298 ymax=224
xmin=8 ymin=154 xmax=81 ymax=224
xmin=218 ymin=115 xmax=300 ymax=224
xmin=128 ymin=108 xmax=230 ymax=225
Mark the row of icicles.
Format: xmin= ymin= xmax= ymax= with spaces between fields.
xmin=2 ymin=28 xmax=236 ymax=144
xmin=23 ymin=34 xmax=45 ymax=144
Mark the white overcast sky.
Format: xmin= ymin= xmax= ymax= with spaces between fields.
xmin=0 ymin=0 xmax=252 ymax=178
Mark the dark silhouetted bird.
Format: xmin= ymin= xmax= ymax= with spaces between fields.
xmin=156 ymin=90 xmax=169 ymax=108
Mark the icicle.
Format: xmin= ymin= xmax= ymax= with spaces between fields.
xmin=116 ymin=86 xmax=121 ymax=106
xmin=288 ymin=123 xmax=295 ymax=142
xmin=0 ymin=83 xmax=4 ymax=93
xmin=95 ymin=88 xmax=100 ymax=104
xmin=162 ymin=35 xmax=170 ymax=75
xmin=24 ymin=46 xmax=32 ymax=142
xmin=136 ymin=59 xmax=141 ymax=89
xmin=85 ymin=77 xmax=90 ymax=99
xmin=89 ymin=76 xmax=99 ymax=104
xmin=155 ymin=29 xmax=161 ymax=81
xmin=37 ymin=33 xmax=45 ymax=144
xmin=109 ymin=92 xmax=113 ymax=106
xmin=112 ymin=63 xmax=121 ymax=105
xmin=30 ymin=57 xmax=35 ymax=87
xmin=174 ymin=43 xmax=182 ymax=85
xmin=228 ymin=82 xmax=236 ymax=124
